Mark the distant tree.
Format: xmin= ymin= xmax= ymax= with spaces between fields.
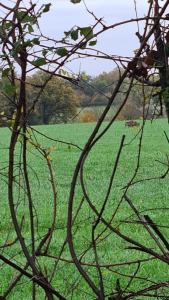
xmin=27 ymin=71 xmax=79 ymax=124
xmin=77 ymin=69 xmax=151 ymax=119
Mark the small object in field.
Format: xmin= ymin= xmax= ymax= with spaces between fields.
xmin=125 ymin=120 xmax=140 ymax=127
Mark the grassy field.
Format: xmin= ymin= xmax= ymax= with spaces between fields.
xmin=1 ymin=119 xmax=169 ymax=299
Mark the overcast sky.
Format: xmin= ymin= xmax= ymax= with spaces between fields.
xmin=37 ymin=0 xmax=148 ymax=75
xmin=30 ymin=0 xmax=168 ymax=76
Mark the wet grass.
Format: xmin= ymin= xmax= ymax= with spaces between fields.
xmin=0 ymin=119 xmax=169 ymax=299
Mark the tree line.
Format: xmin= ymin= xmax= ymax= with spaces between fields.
xmin=0 ymin=68 xmax=152 ymax=126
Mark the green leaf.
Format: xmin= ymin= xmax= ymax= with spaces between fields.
xmin=24 ymin=38 xmax=40 ymax=48
xmin=64 ymin=31 xmax=71 ymax=37
xmin=80 ymin=26 xmax=93 ymax=39
xmin=24 ymin=40 xmax=33 ymax=48
xmin=56 ymin=48 xmax=68 ymax=57
xmin=32 ymin=57 xmax=46 ymax=67
xmin=4 ymin=21 xmax=12 ymax=30
xmin=42 ymin=3 xmax=51 ymax=13
xmin=32 ymin=38 xmax=40 ymax=45
xmin=71 ymin=29 xmax=79 ymax=41
xmin=28 ymin=24 xmax=34 ymax=33
xmin=70 ymin=0 xmax=81 ymax=3
xmin=42 ymin=49 xmax=48 ymax=56
xmin=16 ymin=11 xmax=36 ymax=24
xmin=89 ymin=40 xmax=97 ymax=46
xmin=80 ymin=42 xmax=87 ymax=49
xmin=11 ymin=41 xmax=22 ymax=57
xmin=2 ymin=68 xmax=11 ymax=78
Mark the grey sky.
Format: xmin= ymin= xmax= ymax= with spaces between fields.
xmin=38 ymin=1 xmax=166 ymax=76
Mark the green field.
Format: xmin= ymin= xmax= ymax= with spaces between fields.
xmin=1 ymin=119 xmax=169 ymax=299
